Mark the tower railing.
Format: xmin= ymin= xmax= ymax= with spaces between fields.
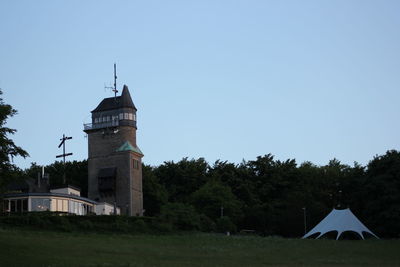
xmin=84 ymin=120 xmax=119 ymax=131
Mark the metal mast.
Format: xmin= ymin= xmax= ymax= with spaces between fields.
xmin=113 ymin=63 xmax=118 ymax=98
xmin=56 ymin=134 xmax=73 ymax=184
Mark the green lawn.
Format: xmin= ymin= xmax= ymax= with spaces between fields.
xmin=0 ymin=229 xmax=399 ymax=266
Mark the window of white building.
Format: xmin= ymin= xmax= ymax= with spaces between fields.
xmin=31 ymin=198 xmax=50 ymax=211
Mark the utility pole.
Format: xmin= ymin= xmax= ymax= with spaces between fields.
xmin=56 ymin=134 xmax=73 ymax=185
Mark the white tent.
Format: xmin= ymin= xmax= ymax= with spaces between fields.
xmin=302 ymin=208 xmax=379 ymax=240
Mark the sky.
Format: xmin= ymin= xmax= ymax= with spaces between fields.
xmin=1 ymin=0 xmax=399 ymax=169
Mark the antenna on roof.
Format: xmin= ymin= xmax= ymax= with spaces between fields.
xmin=104 ymin=63 xmax=118 ymax=99
xmin=113 ymin=63 xmax=118 ymax=98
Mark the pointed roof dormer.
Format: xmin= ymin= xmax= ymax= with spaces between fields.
xmin=92 ymin=85 xmax=137 ymax=112
xmin=120 ymin=85 xmax=136 ymax=110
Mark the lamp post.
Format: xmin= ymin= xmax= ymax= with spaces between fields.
xmin=302 ymin=207 xmax=307 ymax=235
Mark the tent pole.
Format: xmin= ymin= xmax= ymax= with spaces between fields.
xmin=302 ymin=207 xmax=307 ymax=235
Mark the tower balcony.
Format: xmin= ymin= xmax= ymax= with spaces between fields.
xmin=84 ymin=120 xmax=119 ymax=131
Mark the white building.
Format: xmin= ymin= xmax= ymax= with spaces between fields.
xmin=2 ymin=184 xmax=119 ymax=216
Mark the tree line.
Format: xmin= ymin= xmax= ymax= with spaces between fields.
xmin=143 ymin=152 xmax=400 ymax=237
xmin=17 ymin=151 xmax=400 ymax=238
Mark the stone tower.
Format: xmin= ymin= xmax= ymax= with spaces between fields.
xmin=83 ymin=85 xmax=143 ymax=216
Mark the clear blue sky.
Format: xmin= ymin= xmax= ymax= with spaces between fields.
xmin=1 ymin=0 xmax=399 ymax=169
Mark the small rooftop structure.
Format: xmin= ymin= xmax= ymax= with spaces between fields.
xmin=50 ymin=185 xmax=81 ymax=196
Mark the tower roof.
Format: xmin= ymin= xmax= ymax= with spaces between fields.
xmin=92 ymin=85 xmax=137 ymax=112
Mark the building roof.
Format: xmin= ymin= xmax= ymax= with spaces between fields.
xmin=92 ymin=85 xmax=137 ymax=112
xmin=116 ymin=141 xmax=143 ymax=156
xmin=3 ymin=192 xmax=98 ymax=204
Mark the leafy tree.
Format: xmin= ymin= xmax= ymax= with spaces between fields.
xmin=209 ymin=160 xmax=258 ymax=205
xmin=358 ymin=150 xmax=400 ymax=237
xmin=241 ymin=204 xmax=268 ymax=232
xmin=65 ymin=160 xmax=88 ymax=196
xmin=191 ymin=181 xmax=243 ymax=223
xmin=0 ymin=90 xmax=28 ymax=191
xmin=142 ymin=164 xmax=168 ymax=216
xmin=296 ymin=161 xmax=328 ymax=232
xmin=155 ymin=158 xmax=209 ymax=202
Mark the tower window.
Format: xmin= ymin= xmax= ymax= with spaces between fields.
xmin=133 ymin=159 xmax=140 ymax=169
xmin=133 ymin=114 xmax=136 ymax=121
xmin=128 ymin=113 xmax=133 ymax=120
xmin=124 ymin=113 xmax=129 ymax=120
xmin=119 ymin=113 xmax=123 ymax=120
xmin=94 ymin=118 xmax=98 ymax=123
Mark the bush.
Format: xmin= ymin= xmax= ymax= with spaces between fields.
xmin=0 ymin=213 xmax=177 ymax=234
xmin=52 ymin=216 xmax=73 ymax=232
xmin=28 ymin=214 xmax=49 ymax=228
xmin=77 ymin=219 xmax=94 ymax=231
xmin=112 ymin=216 xmax=130 ymax=232
xmin=131 ymin=219 xmax=148 ymax=233
xmin=160 ymin=203 xmax=200 ymax=231
xmin=150 ymin=221 xmax=173 ymax=233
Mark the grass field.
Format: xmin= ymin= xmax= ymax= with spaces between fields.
xmin=0 ymin=229 xmax=399 ymax=266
